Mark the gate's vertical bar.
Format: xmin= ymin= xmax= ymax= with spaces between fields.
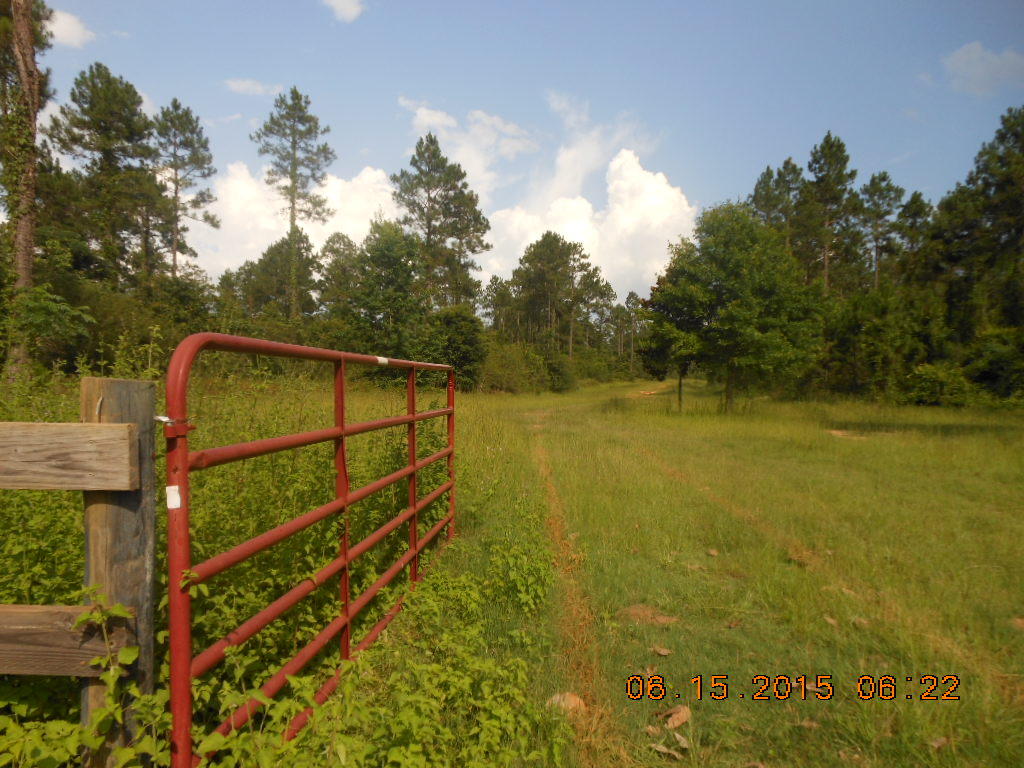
xmin=447 ymin=369 xmax=456 ymax=539
xmin=335 ymin=361 xmax=351 ymax=659
xmin=407 ymin=367 xmax=419 ymax=582
xmin=166 ymin=421 xmax=193 ymax=768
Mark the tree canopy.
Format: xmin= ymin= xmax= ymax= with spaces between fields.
xmin=391 ymin=133 xmax=490 ymax=308
xmin=644 ymin=203 xmax=821 ymax=409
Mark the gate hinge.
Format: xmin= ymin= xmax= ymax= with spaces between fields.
xmin=156 ymin=415 xmax=195 ymax=438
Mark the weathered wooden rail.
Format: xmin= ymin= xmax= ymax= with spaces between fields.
xmin=0 ymin=377 xmax=156 ymax=767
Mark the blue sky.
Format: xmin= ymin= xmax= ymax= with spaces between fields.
xmin=38 ymin=0 xmax=1024 ymax=300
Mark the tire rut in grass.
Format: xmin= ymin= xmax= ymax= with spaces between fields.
xmin=531 ymin=415 xmax=638 ymax=767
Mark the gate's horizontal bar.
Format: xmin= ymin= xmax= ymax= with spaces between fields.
xmin=190 ymin=481 xmax=453 ymax=677
xmin=212 ymin=511 xmax=452 ymax=736
xmin=189 ymin=446 xmax=452 ymax=583
xmin=188 ymin=409 xmax=453 ymax=470
xmin=285 ymin=511 xmax=454 ymax=738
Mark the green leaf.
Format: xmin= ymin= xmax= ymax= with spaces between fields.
xmin=117 ymin=645 xmax=140 ymax=666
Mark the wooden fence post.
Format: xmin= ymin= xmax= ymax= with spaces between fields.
xmin=79 ymin=378 xmax=156 ymax=765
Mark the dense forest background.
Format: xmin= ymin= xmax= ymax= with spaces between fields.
xmin=2 ymin=2 xmax=1022 ymax=405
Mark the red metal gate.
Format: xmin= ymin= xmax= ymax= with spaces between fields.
xmin=164 ymin=333 xmax=456 ymax=767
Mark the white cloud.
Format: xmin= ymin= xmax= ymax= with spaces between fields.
xmin=487 ymin=149 xmax=697 ymax=301
xmin=203 ymin=113 xmax=243 ymax=128
xmin=38 ymin=99 xmax=61 ymax=130
xmin=322 ymin=0 xmax=365 ymax=22
xmin=546 ymin=91 xmax=590 ymax=132
xmin=224 ymin=78 xmax=283 ymax=96
xmin=398 ymin=97 xmax=537 ymax=208
xmin=944 ymin=41 xmax=1024 ymax=95
xmin=189 ymin=162 xmax=398 ymax=277
xmin=47 ymin=10 xmax=95 ymax=48
xmin=537 ymin=90 xmax=650 ymax=206
xmin=392 ymin=92 xmax=692 ymax=300
xmin=139 ymin=91 xmax=158 ymax=118
xmin=189 ymin=92 xmax=696 ymax=304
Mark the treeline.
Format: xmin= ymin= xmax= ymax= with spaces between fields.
xmin=3 ymin=2 xmax=1021 ymax=403
xmin=643 ymin=108 xmax=1024 ymax=407
xmin=0 ymin=2 xmax=638 ymax=391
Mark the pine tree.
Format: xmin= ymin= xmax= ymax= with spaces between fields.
xmin=859 ymin=171 xmax=905 ymax=290
xmin=46 ymin=62 xmax=158 ymax=281
xmin=154 ymin=97 xmax=219 ymax=278
xmin=391 ymin=133 xmax=489 ymax=308
xmin=251 ymin=86 xmax=336 ymax=318
xmin=750 ymin=158 xmax=803 ymax=257
xmin=803 ymin=132 xmax=859 ymax=293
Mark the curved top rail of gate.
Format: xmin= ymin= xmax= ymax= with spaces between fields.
xmin=163 ymin=333 xmax=456 ymax=768
xmin=166 ymin=332 xmax=450 ymax=421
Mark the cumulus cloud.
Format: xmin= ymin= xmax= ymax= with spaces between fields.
xmin=189 ymin=92 xmax=695 ymax=302
xmin=476 ymin=92 xmax=692 ymax=299
xmin=139 ymin=91 xmax=158 ymax=118
xmin=224 ymin=78 xmax=283 ymax=96
xmin=322 ymin=0 xmax=365 ymax=22
xmin=487 ymin=149 xmax=696 ymax=300
xmin=47 ymin=10 xmax=95 ymax=48
xmin=188 ymin=163 xmax=398 ymax=277
xmin=203 ymin=113 xmax=243 ymax=128
xmin=944 ymin=41 xmax=1024 ymax=95
xmin=398 ymin=97 xmax=537 ymax=207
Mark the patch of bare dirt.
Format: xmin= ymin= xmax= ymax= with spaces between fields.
xmin=828 ymin=429 xmax=868 ymax=440
xmin=619 ymin=604 xmax=679 ymax=626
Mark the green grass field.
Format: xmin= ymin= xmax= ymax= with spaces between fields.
xmin=2 ymin=373 xmax=1022 ymax=766
xmin=453 ymin=379 xmax=1024 ymax=767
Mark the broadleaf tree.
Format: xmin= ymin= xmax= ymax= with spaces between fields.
xmin=644 ymin=202 xmax=822 ymax=410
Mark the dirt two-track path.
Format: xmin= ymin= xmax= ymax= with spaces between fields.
xmin=529 ymin=410 xmax=637 ymax=768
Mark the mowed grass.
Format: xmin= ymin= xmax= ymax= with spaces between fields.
xmin=454 ymin=380 xmax=1024 ymax=767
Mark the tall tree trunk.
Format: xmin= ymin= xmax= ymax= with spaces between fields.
xmin=823 ymin=244 xmax=831 ymax=294
xmin=288 ymin=138 xmax=299 ymax=321
xmin=724 ymin=364 xmax=736 ymax=412
xmin=171 ymin=172 xmax=181 ymax=279
xmin=873 ymin=241 xmax=880 ymax=291
xmin=6 ymin=0 xmax=42 ymax=377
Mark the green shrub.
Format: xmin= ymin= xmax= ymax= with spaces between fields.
xmin=478 ymin=341 xmax=548 ymax=394
xmin=543 ymin=353 xmax=575 ymax=393
xmin=568 ymin=347 xmax=613 ymax=383
xmin=486 ymin=544 xmax=553 ymax=613
xmin=422 ymin=304 xmax=487 ymax=391
xmin=899 ymin=361 xmax=977 ymax=406
xmin=964 ymin=327 xmax=1024 ymax=399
